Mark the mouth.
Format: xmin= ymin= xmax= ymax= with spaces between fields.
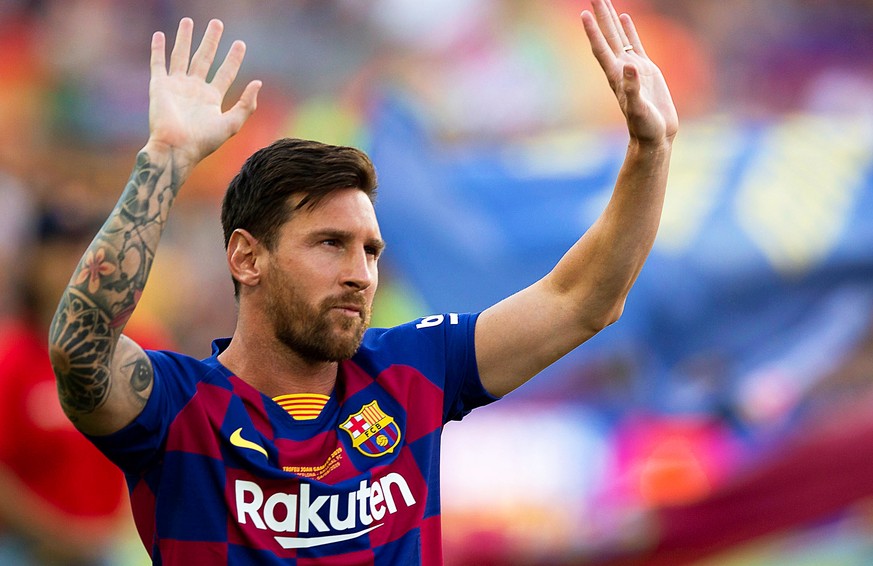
xmin=333 ymin=305 xmax=363 ymax=317
xmin=325 ymin=294 xmax=368 ymax=322
xmin=328 ymin=299 xmax=366 ymax=317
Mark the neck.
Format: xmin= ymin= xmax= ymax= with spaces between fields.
xmin=218 ymin=326 xmax=339 ymax=399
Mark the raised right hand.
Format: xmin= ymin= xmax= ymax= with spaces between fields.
xmin=148 ymin=18 xmax=261 ymax=169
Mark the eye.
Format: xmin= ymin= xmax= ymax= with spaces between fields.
xmin=365 ymin=245 xmax=381 ymax=258
xmin=321 ymin=239 xmax=339 ymax=248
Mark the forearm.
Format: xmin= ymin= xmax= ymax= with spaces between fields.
xmin=49 ymin=142 xmax=185 ymax=418
xmin=477 ymin=138 xmax=673 ymax=397
xmin=548 ymin=137 xmax=672 ymax=329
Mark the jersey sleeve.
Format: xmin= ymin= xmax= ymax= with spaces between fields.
xmin=436 ymin=312 xmax=499 ymax=422
xmin=85 ymin=349 xmax=203 ymax=474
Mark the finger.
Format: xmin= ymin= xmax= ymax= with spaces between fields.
xmin=581 ymin=10 xmax=617 ymax=72
xmin=620 ymin=13 xmax=648 ymax=58
xmin=168 ymin=18 xmax=194 ymax=74
xmin=224 ymin=80 xmax=262 ymax=135
xmin=189 ymin=19 xmax=224 ymax=79
xmin=210 ymin=39 xmax=246 ymax=95
xmin=150 ymin=31 xmax=167 ymax=77
xmin=590 ymin=0 xmax=625 ymax=53
xmin=604 ymin=0 xmax=631 ymax=49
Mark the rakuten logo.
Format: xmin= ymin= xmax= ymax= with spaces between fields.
xmin=235 ymin=473 xmax=416 ymax=549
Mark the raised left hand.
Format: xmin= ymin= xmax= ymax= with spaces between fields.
xmin=581 ymin=0 xmax=679 ymax=145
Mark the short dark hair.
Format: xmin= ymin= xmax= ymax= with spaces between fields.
xmin=221 ymin=138 xmax=378 ymax=294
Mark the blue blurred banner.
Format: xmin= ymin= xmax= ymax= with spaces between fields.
xmin=369 ymin=99 xmax=873 ymax=423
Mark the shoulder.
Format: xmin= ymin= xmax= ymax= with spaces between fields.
xmin=360 ymin=313 xmax=477 ymax=348
xmin=145 ymin=344 xmax=231 ymax=398
xmin=352 ymin=313 xmax=479 ymax=373
xmin=147 ymin=338 xmax=228 ymax=374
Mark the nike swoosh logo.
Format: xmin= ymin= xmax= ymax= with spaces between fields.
xmin=230 ymin=427 xmax=268 ymax=458
xmin=274 ymin=524 xmax=383 ymax=549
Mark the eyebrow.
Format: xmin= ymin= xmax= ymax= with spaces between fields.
xmin=311 ymin=229 xmax=386 ymax=255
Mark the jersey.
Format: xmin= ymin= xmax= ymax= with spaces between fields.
xmin=87 ymin=313 xmax=497 ymax=565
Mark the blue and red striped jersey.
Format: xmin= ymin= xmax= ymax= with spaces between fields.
xmin=88 ymin=313 xmax=497 ymax=565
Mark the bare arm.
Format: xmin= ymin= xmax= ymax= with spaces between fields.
xmin=475 ymin=0 xmax=678 ymax=397
xmin=49 ymin=19 xmax=260 ymax=435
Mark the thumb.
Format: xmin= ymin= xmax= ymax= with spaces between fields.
xmin=620 ymin=63 xmax=648 ymax=125
xmin=225 ymin=79 xmax=262 ymax=135
xmin=622 ymin=63 xmax=641 ymax=102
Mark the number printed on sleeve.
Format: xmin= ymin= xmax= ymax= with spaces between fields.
xmin=415 ymin=314 xmax=459 ymax=329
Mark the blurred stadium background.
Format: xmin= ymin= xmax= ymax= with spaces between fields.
xmin=1 ymin=0 xmax=873 ymax=564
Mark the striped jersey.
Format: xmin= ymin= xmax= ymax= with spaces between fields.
xmin=87 ymin=313 xmax=496 ymax=565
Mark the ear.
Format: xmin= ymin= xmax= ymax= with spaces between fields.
xmin=227 ymin=229 xmax=263 ymax=291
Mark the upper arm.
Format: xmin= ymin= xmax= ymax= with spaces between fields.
xmin=474 ymin=276 xmax=616 ymax=398
xmin=54 ymin=332 xmax=154 ymax=437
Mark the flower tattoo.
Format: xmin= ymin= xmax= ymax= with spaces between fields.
xmin=75 ymin=248 xmax=117 ymax=293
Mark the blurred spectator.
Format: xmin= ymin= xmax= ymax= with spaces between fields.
xmin=0 ymin=172 xmax=34 ymax=318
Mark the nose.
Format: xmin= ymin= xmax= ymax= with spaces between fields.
xmin=341 ymin=247 xmax=376 ymax=291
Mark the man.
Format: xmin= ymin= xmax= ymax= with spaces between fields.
xmin=49 ymin=0 xmax=677 ymax=563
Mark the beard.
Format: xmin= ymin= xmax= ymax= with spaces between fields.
xmin=265 ymin=271 xmax=371 ymax=363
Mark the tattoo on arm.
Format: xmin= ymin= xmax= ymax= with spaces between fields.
xmin=125 ymin=355 xmax=154 ymax=406
xmin=50 ymin=150 xmax=179 ymax=417
xmin=49 ymin=289 xmax=113 ymax=416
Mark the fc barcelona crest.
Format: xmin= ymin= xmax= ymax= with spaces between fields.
xmin=340 ymin=401 xmax=402 ymax=457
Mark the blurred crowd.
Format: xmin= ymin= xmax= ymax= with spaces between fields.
xmin=1 ymin=0 xmax=872 ymax=564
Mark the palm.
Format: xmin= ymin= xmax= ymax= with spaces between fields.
xmin=150 ymin=73 xmax=226 ymax=158
xmin=609 ymin=55 xmax=678 ymax=143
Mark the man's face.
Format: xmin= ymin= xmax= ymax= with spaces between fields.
xmin=263 ymin=188 xmax=383 ymax=363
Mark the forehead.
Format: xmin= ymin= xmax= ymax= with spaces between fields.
xmin=283 ymin=187 xmax=380 ymax=236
